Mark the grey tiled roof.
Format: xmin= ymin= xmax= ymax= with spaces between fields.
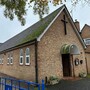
xmin=0 ymin=5 xmax=64 ymax=52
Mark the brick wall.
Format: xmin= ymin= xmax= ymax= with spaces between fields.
xmin=0 ymin=44 xmax=36 ymax=82
xmin=38 ymin=11 xmax=87 ymax=82
xmin=85 ymin=53 xmax=90 ymax=73
xmin=81 ymin=25 xmax=90 ymax=39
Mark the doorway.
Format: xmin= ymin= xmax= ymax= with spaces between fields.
xmin=62 ymin=54 xmax=71 ymax=77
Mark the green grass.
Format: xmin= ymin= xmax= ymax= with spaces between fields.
xmin=86 ymin=74 xmax=90 ymax=78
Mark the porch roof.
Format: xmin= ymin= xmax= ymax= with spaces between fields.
xmin=61 ymin=44 xmax=80 ymax=55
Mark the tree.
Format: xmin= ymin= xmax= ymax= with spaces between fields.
xmin=0 ymin=0 xmax=90 ymax=25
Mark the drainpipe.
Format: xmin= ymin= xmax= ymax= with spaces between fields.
xmin=35 ymin=39 xmax=38 ymax=83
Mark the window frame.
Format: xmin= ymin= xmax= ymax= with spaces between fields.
xmin=1 ymin=55 xmax=3 ymax=64
xmin=19 ymin=49 xmax=24 ymax=65
xmin=84 ymin=38 xmax=90 ymax=45
xmin=7 ymin=53 xmax=10 ymax=64
xmin=7 ymin=52 xmax=13 ymax=65
xmin=10 ymin=55 xmax=13 ymax=64
xmin=0 ymin=58 xmax=1 ymax=64
xmin=25 ymin=48 xmax=30 ymax=65
xmin=10 ymin=52 xmax=13 ymax=64
xmin=0 ymin=55 xmax=3 ymax=65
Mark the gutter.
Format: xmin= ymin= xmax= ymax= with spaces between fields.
xmin=0 ymin=39 xmax=36 ymax=54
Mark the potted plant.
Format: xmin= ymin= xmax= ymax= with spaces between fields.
xmin=48 ymin=76 xmax=59 ymax=85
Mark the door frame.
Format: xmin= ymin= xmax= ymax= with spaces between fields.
xmin=62 ymin=54 xmax=72 ymax=77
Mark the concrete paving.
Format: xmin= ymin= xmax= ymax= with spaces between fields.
xmin=47 ymin=78 xmax=90 ymax=90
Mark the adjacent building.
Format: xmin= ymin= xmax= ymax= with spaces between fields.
xmin=81 ymin=24 xmax=90 ymax=73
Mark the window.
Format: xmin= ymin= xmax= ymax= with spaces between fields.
xmin=1 ymin=55 xmax=4 ymax=64
xmin=7 ymin=53 xmax=10 ymax=64
xmin=7 ymin=52 xmax=13 ymax=65
xmin=0 ymin=57 xmax=1 ymax=64
xmin=25 ymin=48 xmax=30 ymax=65
xmin=0 ymin=55 xmax=3 ymax=64
xmin=1 ymin=58 xmax=3 ymax=64
xmin=19 ymin=49 xmax=24 ymax=65
xmin=84 ymin=38 xmax=90 ymax=45
xmin=10 ymin=52 xmax=13 ymax=64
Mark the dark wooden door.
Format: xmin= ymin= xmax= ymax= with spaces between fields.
xmin=62 ymin=54 xmax=71 ymax=76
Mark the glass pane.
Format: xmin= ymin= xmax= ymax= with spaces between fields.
xmin=26 ymin=48 xmax=30 ymax=55
xmin=7 ymin=58 xmax=9 ymax=64
xmin=20 ymin=57 xmax=23 ymax=63
xmin=1 ymin=59 xmax=3 ymax=64
xmin=11 ymin=58 xmax=12 ymax=63
xmin=20 ymin=49 xmax=23 ymax=56
xmin=0 ymin=59 xmax=1 ymax=64
xmin=26 ymin=57 xmax=29 ymax=63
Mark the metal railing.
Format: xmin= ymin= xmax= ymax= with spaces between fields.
xmin=0 ymin=77 xmax=45 ymax=90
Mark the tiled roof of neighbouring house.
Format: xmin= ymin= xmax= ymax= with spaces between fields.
xmin=0 ymin=5 xmax=64 ymax=52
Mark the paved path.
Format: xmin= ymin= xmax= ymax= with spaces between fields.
xmin=47 ymin=78 xmax=90 ymax=90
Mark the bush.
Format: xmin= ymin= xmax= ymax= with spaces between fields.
xmin=48 ymin=76 xmax=59 ymax=85
xmin=79 ymin=72 xmax=86 ymax=78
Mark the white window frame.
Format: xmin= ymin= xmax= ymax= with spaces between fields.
xmin=0 ymin=55 xmax=3 ymax=65
xmin=84 ymin=38 xmax=90 ymax=45
xmin=10 ymin=56 xmax=13 ymax=64
xmin=0 ymin=58 xmax=1 ymax=64
xmin=7 ymin=53 xmax=10 ymax=64
xmin=7 ymin=57 xmax=10 ymax=64
xmin=25 ymin=48 xmax=30 ymax=65
xmin=10 ymin=52 xmax=13 ymax=64
xmin=20 ymin=56 xmax=23 ymax=65
xmin=19 ymin=49 xmax=24 ymax=65
xmin=1 ymin=57 xmax=3 ymax=64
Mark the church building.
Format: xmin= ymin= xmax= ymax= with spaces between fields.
xmin=0 ymin=5 xmax=87 ymax=83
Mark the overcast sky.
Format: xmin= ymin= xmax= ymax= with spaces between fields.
xmin=0 ymin=1 xmax=90 ymax=43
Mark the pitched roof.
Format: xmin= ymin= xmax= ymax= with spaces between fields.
xmin=81 ymin=24 xmax=90 ymax=33
xmin=0 ymin=5 xmax=64 ymax=52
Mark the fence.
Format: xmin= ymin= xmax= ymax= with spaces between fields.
xmin=0 ymin=77 xmax=45 ymax=90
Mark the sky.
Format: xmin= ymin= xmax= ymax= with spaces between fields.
xmin=0 ymin=1 xmax=90 ymax=43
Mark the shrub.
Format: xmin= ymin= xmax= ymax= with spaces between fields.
xmin=79 ymin=72 xmax=86 ymax=78
xmin=48 ymin=76 xmax=59 ymax=85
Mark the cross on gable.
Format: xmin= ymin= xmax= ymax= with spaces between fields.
xmin=61 ymin=15 xmax=68 ymax=35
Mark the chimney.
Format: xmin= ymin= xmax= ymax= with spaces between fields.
xmin=74 ymin=19 xmax=80 ymax=32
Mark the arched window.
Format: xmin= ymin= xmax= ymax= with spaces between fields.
xmin=1 ymin=55 xmax=4 ymax=64
xmin=20 ymin=49 xmax=24 ymax=65
xmin=0 ymin=55 xmax=3 ymax=64
xmin=25 ymin=48 xmax=30 ymax=65
xmin=7 ymin=53 xmax=10 ymax=64
xmin=0 ymin=55 xmax=1 ymax=64
xmin=10 ymin=52 xmax=13 ymax=64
